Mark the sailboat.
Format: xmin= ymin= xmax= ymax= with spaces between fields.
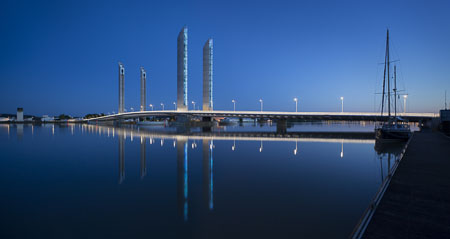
xmin=375 ymin=29 xmax=411 ymax=142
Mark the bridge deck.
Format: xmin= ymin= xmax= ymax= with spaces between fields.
xmin=85 ymin=110 xmax=437 ymax=122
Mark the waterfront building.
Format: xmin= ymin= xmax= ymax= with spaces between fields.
xmin=16 ymin=108 xmax=23 ymax=122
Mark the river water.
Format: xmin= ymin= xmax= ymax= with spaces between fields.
xmin=0 ymin=122 xmax=409 ymax=238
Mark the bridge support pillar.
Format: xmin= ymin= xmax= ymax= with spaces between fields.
xmin=176 ymin=115 xmax=189 ymax=123
xmin=276 ymin=119 xmax=287 ymax=134
xmin=202 ymin=117 xmax=213 ymax=132
xmin=202 ymin=117 xmax=212 ymax=122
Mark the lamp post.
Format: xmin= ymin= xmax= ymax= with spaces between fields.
xmin=149 ymin=104 xmax=153 ymax=111
xmin=160 ymin=103 xmax=164 ymax=111
xmin=192 ymin=101 xmax=196 ymax=111
xmin=340 ymin=97 xmax=344 ymax=113
xmin=293 ymin=97 xmax=298 ymax=112
xmin=173 ymin=102 xmax=176 ymax=110
xmin=232 ymin=99 xmax=236 ymax=112
xmin=403 ymin=95 xmax=407 ymax=113
xmin=259 ymin=99 xmax=263 ymax=112
xmin=130 ymin=107 xmax=134 ymax=112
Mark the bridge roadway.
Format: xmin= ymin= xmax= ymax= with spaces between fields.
xmin=85 ymin=110 xmax=436 ymax=122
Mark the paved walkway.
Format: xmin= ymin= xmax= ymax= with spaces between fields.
xmin=363 ymin=131 xmax=450 ymax=238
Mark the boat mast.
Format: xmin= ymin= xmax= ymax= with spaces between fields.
xmin=387 ymin=29 xmax=391 ymax=118
xmin=381 ymin=31 xmax=387 ymax=117
xmin=394 ymin=65 xmax=397 ymax=118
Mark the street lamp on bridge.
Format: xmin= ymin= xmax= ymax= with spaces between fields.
xmin=192 ymin=101 xmax=196 ymax=111
xmin=340 ymin=97 xmax=344 ymax=113
xmin=160 ymin=103 xmax=164 ymax=111
xmin=149 ymin=104 xmax=153 ymax=111
xmin=259 ymin=99 xmax=263 ymax=112
xmin=130 ymin=107 xmax=134 ymax=112
xmin=173 ymin=102 xmax=176 ymax=110
xmin=232 ymin=99 xmax=236 ymax=112
xmin=293 ymin=97 xmax=298 ymax=112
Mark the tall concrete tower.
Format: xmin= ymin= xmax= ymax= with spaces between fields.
xmin=118 ymin=62 xmax=125 ymax=114
xmin=203 ymin=39 xmax=213 ymax=111
xmin=140 ymin=67 xmax=146 ymax=111
xmin=177 ymin=27 xmax=188 ymax=111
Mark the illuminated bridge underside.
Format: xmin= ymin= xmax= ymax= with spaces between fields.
xmin=86 ymin=110 xmax=436 ymax=122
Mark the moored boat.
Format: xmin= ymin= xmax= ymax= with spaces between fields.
xmin=375 ymin=29 xmax=411 ymax=142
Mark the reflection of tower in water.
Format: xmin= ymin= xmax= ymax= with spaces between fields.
xmin=177 ymin=139 xmax=188 ymax=221
xmin=140 ymin=137 xmax=147 ymax=179
xmin=17 ymin=124 xmax=24 ymax=140
xmin=202 ymin=140 xmax=214 ymax=211
xmin=118 ymin=134 xmax=125 ymax=184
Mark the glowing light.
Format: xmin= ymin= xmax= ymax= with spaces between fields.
xmin=293 ymin=97 xmax=298 ymax=112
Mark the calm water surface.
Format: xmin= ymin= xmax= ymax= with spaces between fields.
xmin=0 ymin=122 xmax=407 ymax=238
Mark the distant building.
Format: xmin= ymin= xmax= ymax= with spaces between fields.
xmin=17 ymin=108 xmax=23 ymax=122
xmin=177 ymin=26 xmax=188 ymax=111
xmin=0 ymin=117 xmax=10 ymax=122
xmin=440 ymin=109 xmax=450 ymax=133
xmin=41 ymin=115 xmax=54 ymax=122
xmin=203 ymin=39 xmax=213 ymax=111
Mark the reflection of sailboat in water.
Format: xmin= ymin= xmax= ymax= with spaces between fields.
xmin=374 ymin=140 xmax=406 ymax=182
xmin=375 ymin=29 xmax=411 ymax=142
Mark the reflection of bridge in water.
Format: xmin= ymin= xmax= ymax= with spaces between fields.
xmin=81 ymin=124 xmax=404 ymax=222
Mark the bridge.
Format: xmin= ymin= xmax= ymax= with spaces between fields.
xmin=85 ymin=110 xmax=436 ymax=134
xmin=92 ymin=27 xmax=437 ymax=131
xmin=85 ymin=110 xmax=436 ymax=123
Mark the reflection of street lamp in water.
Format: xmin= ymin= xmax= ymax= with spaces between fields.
xmin=232 ymin=139 xmax=236 ymax=151
xmin=340 ymin=140 xmax=344 ymax=158
xmin=259 ymin=140 xmax=263 ymax=152
xmin=294 ymin=141 xmax=298 ymax=155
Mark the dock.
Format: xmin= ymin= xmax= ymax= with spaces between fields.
xmin=361 ymin=131 xmax=450 ymax=238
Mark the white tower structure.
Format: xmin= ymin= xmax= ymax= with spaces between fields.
xmin=118 ymin=62 xmax=125 ymax=114
xmin=140 ymin=67 xmax=146 ymax=111
xmin=177 ymin=27 xmax=188 ymax=111
xmin=203 ymin=39 xmax=213 ymax=111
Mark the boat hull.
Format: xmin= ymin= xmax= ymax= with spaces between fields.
xmin=375 ymin=128 xmax=411 ymax=142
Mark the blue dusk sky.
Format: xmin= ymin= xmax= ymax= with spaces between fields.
xmin=1 ymin=0 xmax=449 ymax=116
